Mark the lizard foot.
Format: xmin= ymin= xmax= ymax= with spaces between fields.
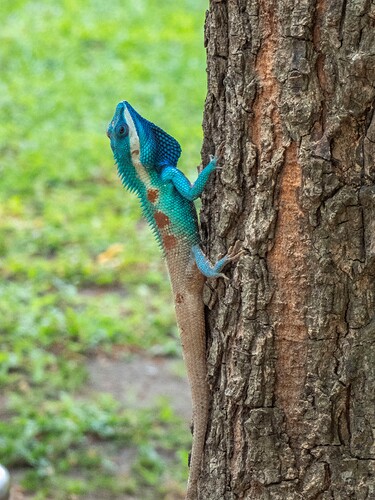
xmin=209 ymin=141 xmax=225 ymax=165
xmin=218 ymin=240 xmax=245 ymax=262
xmin=192 ymin=241 xmax=244 ymax=279
xmin=225 ymin=240 xmax=245 ymax=262
xmin=216 ymin=241 xmax=245 ymax=280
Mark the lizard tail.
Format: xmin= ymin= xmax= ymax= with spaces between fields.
xmin=170 ymin=267 xmax=209 ymax=500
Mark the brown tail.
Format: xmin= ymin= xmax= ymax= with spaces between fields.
xmin=170 ymin=266 xmax=208 ymax=499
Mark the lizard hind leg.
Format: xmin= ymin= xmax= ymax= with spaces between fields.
xmin=192 ymin=241 xmax=244 ymax=279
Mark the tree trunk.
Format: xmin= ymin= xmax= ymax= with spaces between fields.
xmin=199 ymin=0 xmax=375 ymax=498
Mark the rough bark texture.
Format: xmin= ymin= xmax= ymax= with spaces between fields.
xmin=199 ymin=0 xmax=375 ymax=498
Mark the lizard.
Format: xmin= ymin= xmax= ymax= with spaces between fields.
xmin=107 ymin=101 xmax=243 ymax=499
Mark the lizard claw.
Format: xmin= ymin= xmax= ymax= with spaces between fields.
xmin=209 ymin=141 xmax=225 ymax=164
xmin=225 ymin=240 xmax=245 ymax=262
xmin=218 ymin=241 xmax=244 ymax=262
xmin=215 ymin=241 xmax=244 ymax=279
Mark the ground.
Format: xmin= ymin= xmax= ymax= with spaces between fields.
xmin=9 ymin=353 xmax=191 ymax=500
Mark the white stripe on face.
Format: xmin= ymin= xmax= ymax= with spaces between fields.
xmin=123 ymin=105 xmax=150 ymax=185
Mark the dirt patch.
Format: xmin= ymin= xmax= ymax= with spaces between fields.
xmin=85 ymin=354 xmax=191 ymax=421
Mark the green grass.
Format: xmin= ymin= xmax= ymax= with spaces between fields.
xmin=0 ymin=0 xmax=206 ymax=497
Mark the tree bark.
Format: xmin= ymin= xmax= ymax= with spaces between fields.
xmin=200 ymin=0 xmax=375 ymax=498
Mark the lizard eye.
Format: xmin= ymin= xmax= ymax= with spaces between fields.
xmin=117 ymin=124 xmax=129 ymax=137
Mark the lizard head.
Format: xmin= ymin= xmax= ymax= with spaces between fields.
xmin=107 ymin=101 xmax=155 ymax=169
xmin=107 ymin=101 xmax=182 ymax=173
xmin=106 ymin=101 xmax=131 ymax=161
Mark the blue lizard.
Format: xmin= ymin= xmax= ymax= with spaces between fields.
xmin=107 ymin=101 xmax=242 ymax=499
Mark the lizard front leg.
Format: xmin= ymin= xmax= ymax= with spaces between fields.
xmin=160 ymin=156 xmax=218 ymax=201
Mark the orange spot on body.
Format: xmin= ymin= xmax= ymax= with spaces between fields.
xmin=154 ymin=211 xmax=170 ymax=229
xmin=163 ymin=234 xmax=177 ymax=250
xmin=147 ymin=189 xmax=159 ymax=203
xmin=175 ymin=293 xmax=184 ymax=304
xmin=132 ymin=149 xmax=139 ymax=156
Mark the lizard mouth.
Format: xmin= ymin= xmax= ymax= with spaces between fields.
xmin=107 ymin=119 xmax=116 ymax=139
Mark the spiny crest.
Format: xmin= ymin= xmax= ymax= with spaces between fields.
xmin=123 ymin=101 xmax=182 ymax=169
xmin=116 ymin=160 xmax=163 ymax=250
xmin=151 ymin=122 xmax=181 ymax=169
xmin=116 ymin=161 xmax=141 ymax=194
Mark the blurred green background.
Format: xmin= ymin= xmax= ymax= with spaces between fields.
xmin=0 ymin=0 xmax=206 ymax=498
